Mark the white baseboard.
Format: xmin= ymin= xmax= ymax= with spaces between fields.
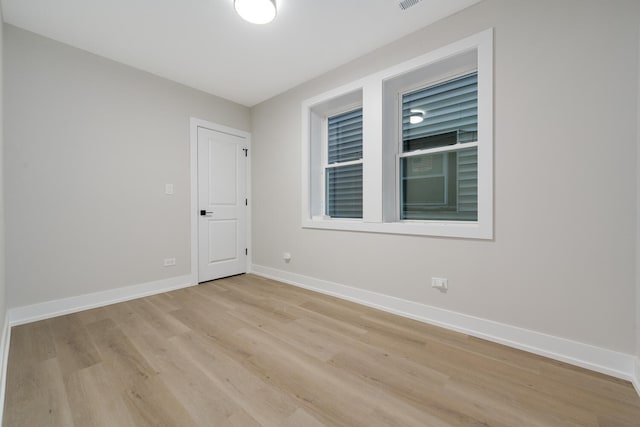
xmin=0 ymin=311 xmax=11 ymax=426
xmin=8 ymin=274 xmax=197 ymax=326
xmin=632 ymin=357 xmax=640 ymax=397
xmin=252 ymin=264 xmax=637 ymax=384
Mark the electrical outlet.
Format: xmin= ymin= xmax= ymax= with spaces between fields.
xmin=165 ymin=184 xmax=174 ymax=195
xmin=431 ymin=277 xmax=448 ymax=292
xmin=163 ymin=258 xmax=176 ymax=267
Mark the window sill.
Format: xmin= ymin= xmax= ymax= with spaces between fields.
xmin=302 ymin=217 xmax=492 ymax=240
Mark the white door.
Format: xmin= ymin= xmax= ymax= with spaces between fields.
xmin=198 ymin=127 xmax=247 ymax=282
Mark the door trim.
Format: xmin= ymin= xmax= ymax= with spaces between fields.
xmin=190 ymin=117 xmax=252 ymax=284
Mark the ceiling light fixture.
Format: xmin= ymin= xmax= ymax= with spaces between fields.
xmin=234 ymin=0 xmax=277 ymax=25
xmin=409 ymin=109 xmax=425 ymax=124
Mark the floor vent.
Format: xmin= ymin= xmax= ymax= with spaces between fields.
xmin=398 ymin=0 xmax=423 ymax=10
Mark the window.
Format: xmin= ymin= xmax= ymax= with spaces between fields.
xmin=304 ymin=89 xmax=363 ymax=220
xmin=302 ymin=29 xmax=493 ymax=239
xmin=326 ymin=108 xmax=363 ymax=218
xmin=400 ymin=72 xmax=478 ymax=221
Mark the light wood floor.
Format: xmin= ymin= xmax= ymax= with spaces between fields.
xmin=4 ymin=274 xmax=640 ymax=426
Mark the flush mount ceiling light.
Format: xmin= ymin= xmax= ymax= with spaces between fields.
xmin=234 ymin=0 xmax=277 ymax=24
xmin=409 ymin=109 xmax=425 ymax=124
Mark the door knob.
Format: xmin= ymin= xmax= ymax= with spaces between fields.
xmin=200 ymin=210 xmax=213 ymax=216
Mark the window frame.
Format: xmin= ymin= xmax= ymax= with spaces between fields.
xmin=301 ymin=28 xmax=493 ymax=239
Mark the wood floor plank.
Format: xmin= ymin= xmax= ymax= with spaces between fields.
xmin=85 ymin=317 xmax=198 ymax=426
xmin=124 ymin=297 xmax=190 ymax=339
xmin=49 ymin=314 xmax=102 ymax=379
xmin=233 ymin=323 xmax=479 ymax=426
xmin=327 ymin=347 xmax=506 ymax=426
xmin=85 ymin=318 xmax=157 ymax=388
xmin=4 ymin=274 xmax=640 ymax=426
xmin=4 ymin=358 xmax=75 ymax=427
xmin=169 ymin=331 xmax=300 ymax=425
xmin=355 ymin=326 xmax=604 ymax=426
xmin=118 ymin=311 xmax=254 ymax=426
xmin=258 ymin=318 xmax=345 ymax=362
xmin=222 ymin=410 xmax=263 ymax=427
xmin=6 ymin=320 xmax=56 ymax=369
xmin=280 ymin=408 xmax=327 ymax=427
xmin=64 ymin=363 xmax=137 ymax=427
xmin=144 ymin=292 xmax=185 ymax=312
xmin=70 ymin=306 xmax=109 ymax=325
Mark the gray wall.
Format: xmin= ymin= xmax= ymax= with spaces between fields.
xmin=251 ymin=0 xmax=640 ymax=353
xmin=4 ymin=25 xmax=250 ymax=307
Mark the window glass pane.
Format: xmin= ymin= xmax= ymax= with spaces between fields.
xmin=326 ymin=163 xmax=363 ymax=218
xmin=328 ymin=109 xmax=363 ymax=163
xmin=402 ymin=72 xmax=477 ymax=152
xmin=400 ymin=147 xmax=477 ymax=221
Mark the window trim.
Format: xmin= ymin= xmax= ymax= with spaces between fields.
xmin=301 ymin=28 xmax=493 ymax=239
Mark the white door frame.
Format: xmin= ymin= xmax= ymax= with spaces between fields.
xmin=190 ymin=117 xmax=252 ymax=284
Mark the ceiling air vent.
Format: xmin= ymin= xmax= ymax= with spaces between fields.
xmin=398 ymin=0 xmax=423 ymax=10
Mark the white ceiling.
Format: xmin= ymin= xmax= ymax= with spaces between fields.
xmin=1 ymin=0 xmax=482 ymax=106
